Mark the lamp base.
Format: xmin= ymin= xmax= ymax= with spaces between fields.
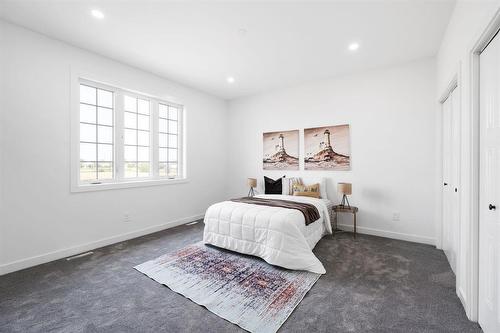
xmin=247 ymin=187 xmax=255 ymax=197
xmin=339 ymin=194 xmax=351 ymax=209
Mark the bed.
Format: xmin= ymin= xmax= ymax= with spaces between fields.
xmin=203 ymin=193 xmax=333 ymax=274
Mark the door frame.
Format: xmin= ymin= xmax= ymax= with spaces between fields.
xmin=438 ymin=75 xmax=458 ymax=254
xmin=469 ymin=7 xmax=500 ymax=322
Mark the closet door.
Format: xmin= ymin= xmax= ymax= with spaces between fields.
xmin=450 ymin=88 xmax=461 ymax=273
xmin=442 ymin=84 xmax=460 ymax=273
xmin=442 ymin=95 xmax=453 ymax=266
xmin=479 ymin=30 xmax=500 ymax=333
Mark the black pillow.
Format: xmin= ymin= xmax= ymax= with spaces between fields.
xmin=264 ymin=176 xmax=284 ymax=194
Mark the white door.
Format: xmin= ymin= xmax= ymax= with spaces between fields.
xmin=479 ymin=31 xmax=500 ymax=333
xmin=450 ymin=89 xmax=461 ymax=273
xmin=442 ymin=95 xmax=453 ymax=263
xmin=442 ymin=86 xmax=460 ymax=273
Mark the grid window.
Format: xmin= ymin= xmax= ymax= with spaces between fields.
xmin=74 ymin=78 xmax=184 ymax=191
xmin=79 ymin=84 xmax=114 ymax=182
xmin=124 ymin=96 xmax=151 ymax=178
xmin=159 ymin=103 xmax=179 ymax=178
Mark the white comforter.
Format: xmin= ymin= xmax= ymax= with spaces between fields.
xmin=203 ymin=194 xmax=332 ymax=274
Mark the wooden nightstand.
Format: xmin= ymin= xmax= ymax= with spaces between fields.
xmin=333 ymin=205 xmax=359 ymax=238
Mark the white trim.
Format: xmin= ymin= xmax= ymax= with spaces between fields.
xmin=0 ymin=214 xmax=204 ymax=276
xmin=71 ymin=177 xmax=190 ymax=193
xmin=70 ymin=67 xmax=186 ymax=192
xmin=468 ymin=7 xmax=500 ymax=322
xmin=458 ymin=286 xmax=468 ymax=312
xmin=439 ymin=68 xmax=462 ymax=284
xmin=337 ymin=224 xmax=435 ymax=245
xmin=439 ymin=74 xmax=459 ymax=104
xmin=152 ymin=100 xmax=160 ymax=177
xmin=468 ymin=43 xmax=481 ymax=323
xmin=181 ymin=106 xmax=188 ymax=178
xmin=436 ymin=68 xmax=461 ymax=252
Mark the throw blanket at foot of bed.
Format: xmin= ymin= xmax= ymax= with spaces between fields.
xmin=203 ymin=194 xmax=332 ymax=274
xmin=230 ymin=197 xmax=320 ymax=225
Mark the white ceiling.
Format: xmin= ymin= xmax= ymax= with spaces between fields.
xmin=0 ymin=1 xmax=455 ymax=100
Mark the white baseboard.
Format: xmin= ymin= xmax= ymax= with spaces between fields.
xmin=457 ymin=287 xmax=470 ymax=319
xmin=337 ymin=224 xmax=436 ymax=245
xmin=0 ymin=214 xmax=204 ymax=276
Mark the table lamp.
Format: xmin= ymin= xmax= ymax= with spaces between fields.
xmin=338 ymin=182 xmax=352 ymax=208
xmin=247 ymin=178 xmax=257 ymax=197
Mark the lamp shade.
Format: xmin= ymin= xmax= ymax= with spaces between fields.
xmin=338 ymin=182 xmax=352 ymax=195
xmin=247 ymin=178 xmax=257 ymax=188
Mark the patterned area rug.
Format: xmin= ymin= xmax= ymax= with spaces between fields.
xmin=134 ymin=242 xmax=320 ymax=333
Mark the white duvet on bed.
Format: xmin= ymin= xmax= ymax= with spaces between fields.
xmin=203 ymin=194 xmax=332 ymax=274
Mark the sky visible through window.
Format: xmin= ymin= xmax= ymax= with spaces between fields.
xmin=79 ymin=84 xmax=114 ymax=182
xmin=78 ymin=82 xmax=181 ymax=183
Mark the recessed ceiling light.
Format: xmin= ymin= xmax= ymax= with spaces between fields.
xmin=91 ymin=9 xmax=104 ymax=19
xmin=348 ymin=43 xmax=360 ymax=51
xmin=226 ymin=77 xmax=235 ymax=84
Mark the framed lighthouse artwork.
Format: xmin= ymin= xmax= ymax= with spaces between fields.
xmin=263 ymin=130 xmax=299 ymax=170
xmin=304 ymin=124 xmax=351 ymax=170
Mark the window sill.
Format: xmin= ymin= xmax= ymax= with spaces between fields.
xmin=71 ymin=178 xmax=190 ymax=193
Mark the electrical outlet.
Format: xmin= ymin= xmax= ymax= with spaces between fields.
xmin=123 ymin=212 xmax=131 ymax=223
xmin=392 ymin=212 xmax=400 ymax=222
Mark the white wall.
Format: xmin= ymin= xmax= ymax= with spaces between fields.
xmin=435 ymin=0 xmax=500 ymax=321
xmin=227 ymin=58 xmax=437 ymax=245
xmin=0 ymin=22 xmax=6 ymax=267
xmin=0 ymin=21 xmax=228 ymax=275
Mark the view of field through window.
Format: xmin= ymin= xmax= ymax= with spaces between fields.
xmin=159 ymin=103 xmax=179 ymax=178
xmin=78 ymin=82 xmax=182 ymax=184
xmin=124 ymin=95 xmax=151 ymax=178
xmin=79 ymin=84 xmax=114 ymax=182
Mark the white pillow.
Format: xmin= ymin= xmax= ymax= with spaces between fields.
xmin=282 ymin=177 xmax=302 ymax=196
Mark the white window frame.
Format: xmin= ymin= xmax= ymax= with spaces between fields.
xmin=122 ymin=92 xmax=153 ymax=180
xmin=70 ymin=73 xmax=187 ymax=192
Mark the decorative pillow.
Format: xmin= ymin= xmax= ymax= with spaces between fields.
xmin=282 ymin=177 xmax=303 ymax=195
xmin=301 ymin=177 xmax=328 ymax=199
xmin=264 ymin=176 xmax=284 ymax=194
xmin=293 ymin=191 xmax=320 ymax=198
xmin=292 ymin=183 xmax=320 ymax=198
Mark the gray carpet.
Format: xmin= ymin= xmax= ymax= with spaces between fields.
xmin=0 ymin=221 xmax=482 ymax=332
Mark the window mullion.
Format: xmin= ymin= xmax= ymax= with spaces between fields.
xmin=115 ymin=91 xmax=125 ymax=181
xmin=136 ymin=99 xmax=139 ymax=178
xmin=95 ymin=91 xmax=99 ymax=180
xmin=178 ymin=107 xmax=184 ymax=178
xmin=152 ymin=100 xmax=159 ymax=178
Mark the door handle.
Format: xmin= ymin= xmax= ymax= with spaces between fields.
xmin=489 ymin=204 xmax=496 ymax=211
